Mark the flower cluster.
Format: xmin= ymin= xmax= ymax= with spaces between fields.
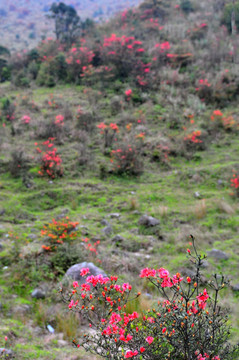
xmin=41 ymin=217 xmax=79 ymax=251
xmin=184 ymin=130 xmax=202 ymax=144
xmin=35 ymin=138 xmax=63 ymax=179
xmin=21 ymin=115 xmax=31 ymax=124
xmin=97 ymin=122 xmax=119 ymax=148
xmin=64 ymin=237 xmax=236 ymax=360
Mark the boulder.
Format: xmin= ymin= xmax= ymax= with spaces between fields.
xmin=111 ymin=235 xmax=124 ymax=243
xmin=102 ymin=225 xmax=113 ymax=236
xmin=232 ymin=283 xmax=239 ymax=292
xmin=207 ymin=249 xmax=229 ymax=260
xmin=65 ymin=262 xmax=107 ymax=285
xmin=31 ymin=288 xmax=46 ymax=299
xmin=138 ymin=215 xmax=160 ymax=227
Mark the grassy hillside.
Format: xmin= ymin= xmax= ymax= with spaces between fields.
xmin=0 ymin=0 xmax=239 ymax=358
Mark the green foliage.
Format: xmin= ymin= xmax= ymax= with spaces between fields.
xmin=180 ymin=0 xmax=194 ymax=14
xmin=49 ymin=2 xmax=82 ymax=45
xmin=221 ymin=2 xmax=239 ymax=33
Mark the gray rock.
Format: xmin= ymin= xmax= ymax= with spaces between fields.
xmin=102 ymin=225 xmax=113 ymax=236
xmin=14 ymin=305 xmax=31 ymax=315
xmin=0 ymin=348 xmax=14 ymax=358
xmin=65 ymin=262 xmax=107 ymax=285
xmin=201 ymin=260 xmax=209 ymax=268
xmin=138 ymin=215 xmax=160 ymax=227
xmin=108 ymin=213 xmax=121 ymax=219
xmin=27 ymin=234 xmax=37 ymax=240
xmin=207 ymin=249 xmax=229 ymax=260
xmin=31 ymin=288 xmax=46 ymax=299
xmin=112 ymin=235 xmax=124 ymax=243
xmin=57 ymin=340 xmax=68 ymax=347
xmin=232 ymin=283 xmax=239 ymax=292
xmin=194 ymin=191 xmax=201 ymax=198
xmin=101 ymin=219 xmax=110 ymax=226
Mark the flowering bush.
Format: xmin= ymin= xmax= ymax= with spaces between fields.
xmin=110 ymin=142 xmax=143 ymax=176
xmin=41 ymin=217 xmax=79 ymax=251
xmin=63 ymin=236 xmax=239 ymax=359
xmin=97 ymin=122 xmax=119 ymax=149
xmin=230 ymin=173 xmax=239 ymax=197
xmin=35 ymin=138 xmax=63 ymax=179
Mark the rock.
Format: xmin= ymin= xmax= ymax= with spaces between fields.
xmin=102 ymin=225 xmax=113 ymax=236
xmin=138 ymin=215 xmax=160 ymax=227
xmin=108 ymin=213 xmax=121 ymax=219
xmin=13 ymin=305 xmax=31 ymax=315
xmin=27 ymin=234 xmax=37 ymax=240
xmin=57 ymin=339 xmax=68 ymax=347
xmin=65 ymin=262 xmax=107 ymax=285
xmin=231 ymin=283 xmax=239 ymax=292
xmin=112 ymin=235 xmax=124 ymax=243
xmin=201 ymin=260 xmax=209 ymax=268
xmin=207 ymin=249 xmax=229 ymax=260
xmin=0 ymin=209 xmax=5 ymax=216
xmin=0 ymin=348 xmax=14 ymax=358
xmin=47 ymin=324 xmax=55 ymax=333
xmin=194 ymin=191 xmax=201 ymax=198
xmin=0 ymin=243 xmax=3 ymax=252
xmin=31 ymin=288 xmax=46 ymax=299
xmin=101 ymin=219 xmax=110 ymax=226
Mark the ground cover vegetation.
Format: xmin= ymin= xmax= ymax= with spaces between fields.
xmin=0 ymin=0 xmax=239 ymax=358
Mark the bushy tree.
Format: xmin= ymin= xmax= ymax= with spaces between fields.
xmin=49 ymin=2 xmax=82 ymax=45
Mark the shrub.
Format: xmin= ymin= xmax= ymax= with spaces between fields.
xmin=180 ymin=0 xmax=194 ymax=14
xmin=230 ymin=173 xmax=239 ymax=197
xmin=63 ymin=236 xmax=239 ymax=359
xmin=110 ymin=142 xmax=144 ymax=176
xmin=35 ymin=138 xmax=63 ymax=179
xmin=41 ymin=217 xmax=79 ymax=251
xmin=97 ymin=122 xmax=119 ymax=149
xmin=9 ymin=148 xmax=30 ymax=178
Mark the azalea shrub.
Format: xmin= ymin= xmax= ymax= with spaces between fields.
xmin=41 ymin=217 xmax=100 ymax=256
xmin=63 ymin=236 xmax=239 ymax=360
xmin=110 ymin=142 xmax=143 ymax=176
xmin=35 ymin=138 xmax=63 ymax=179
xmin=97 ymin=122 xmax=119 ymax=149
xmin=41 ymin=217 xmax=79 ymax=251
xmin=63 ymin=237 xmax=239 ymax=360
xmin=230 ymin=173 xmax=239 ymax=197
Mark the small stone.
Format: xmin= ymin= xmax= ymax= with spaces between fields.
xmin=138 ymin=215 xmax=160 ymax=227
xmin=101 ymin=219 xmax=110 ymax=226
xmin=14 ymin=305 xmax=31 ymax=315
xmin=31 ymin=288 xmax=46 ymax=299
xmin=207 ymin=249 xmax=229 ymax=260
xmin=231 ymin=283 xmax=239 ymax=292
xmin=108 ymin=213 xmax=121 ymax=219
xmin=201 ymin=260 xmax=209 ymax=268
xmin=47 ymin=324 xmax=55 ymax=333
xmin=102 ymin=225 xmax=113 ymax=236
xmin=194 ymin=191 xmax=201 ymax=198
xmin=57 ymin=339 xmax=68 ymax=347
xmin=111 ymin=235 xmax=124 ymax=243
xmin=27 ymin=234 xmax=37 ymax=240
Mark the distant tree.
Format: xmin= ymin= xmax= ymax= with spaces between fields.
xmin=49 ymin=2 xmax=82 ymax=45
xmin=0 ymin=45 xmax=11 ymax=82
